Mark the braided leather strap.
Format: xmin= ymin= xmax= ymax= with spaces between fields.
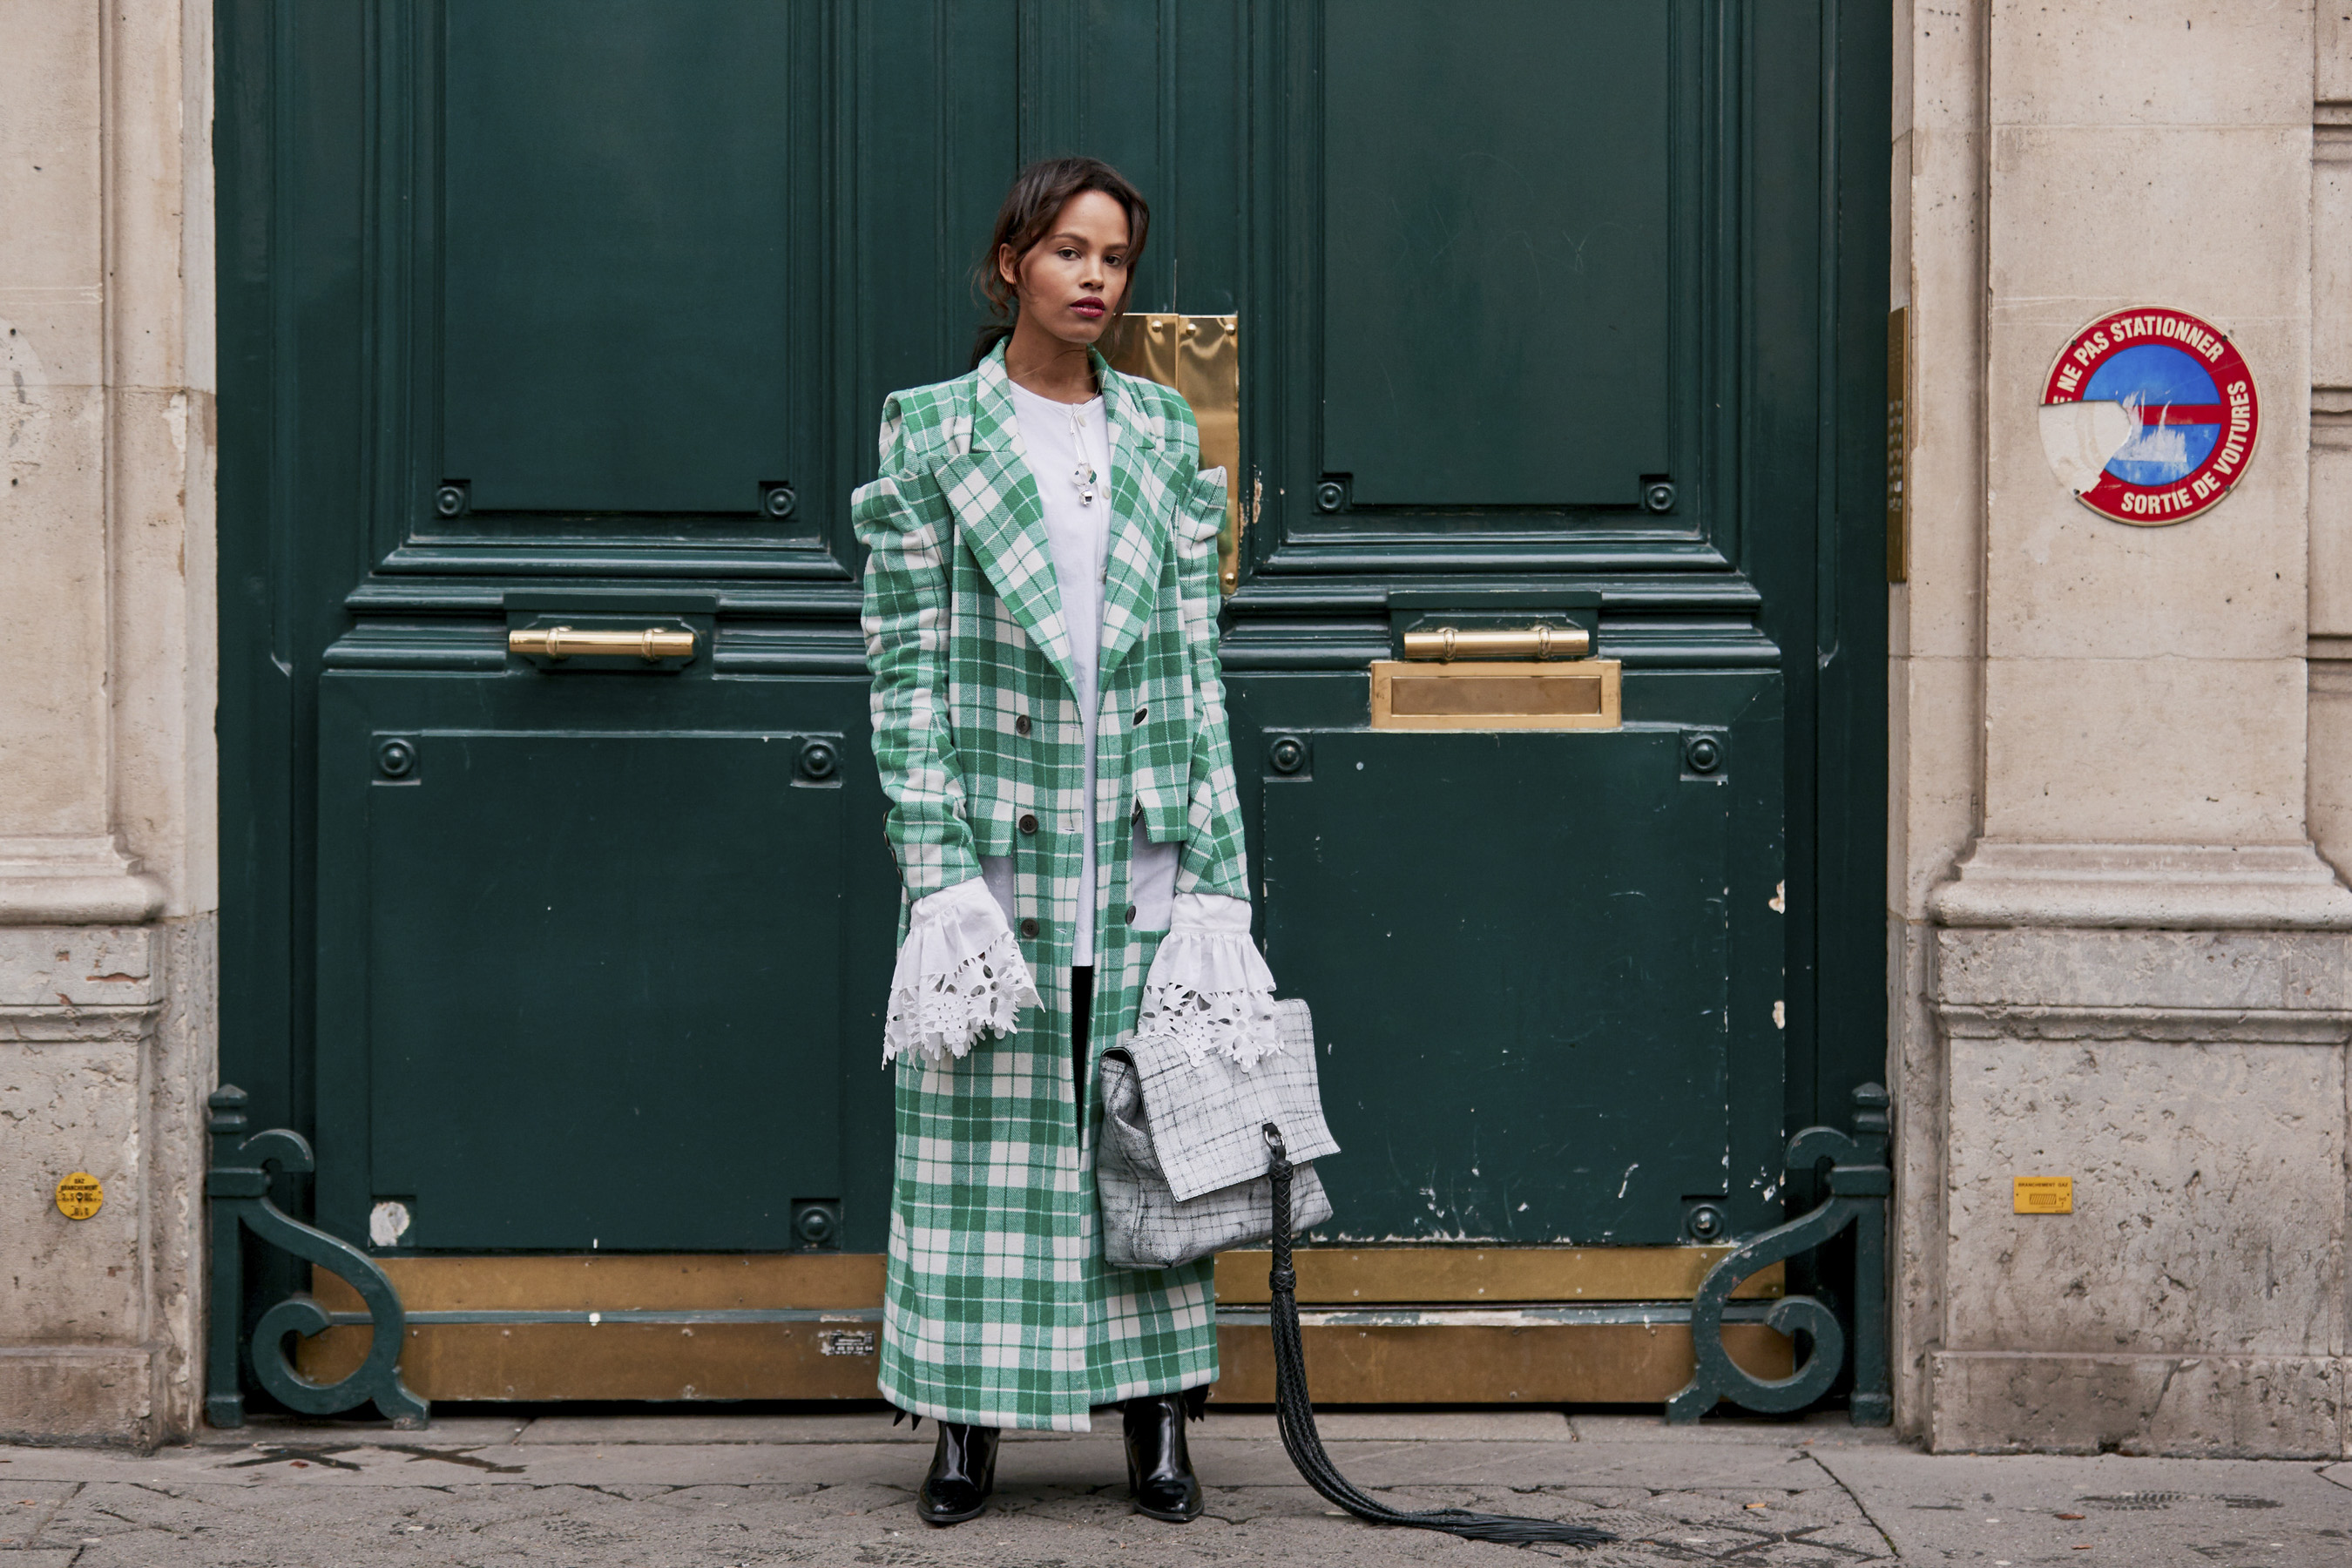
xmin=1262 ymin=1125 xmax=1614 ymax=1547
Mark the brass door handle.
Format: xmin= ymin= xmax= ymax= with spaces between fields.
xmin=1401 ymin=625 xmax=1592 ymax=662
xmin=508 ymin=625 xmax=696 ymax=661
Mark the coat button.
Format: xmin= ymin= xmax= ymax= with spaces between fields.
xmin=1014 ymin=714 xmax=1031 ymax=737
xmin=1019 ymin=917 xmax=1040 ymax=939
xmin=1134 ymin=706 xmax=1149 ymax=724
xmin=1019 ymin=813 xmax=1038 ymax=835
xmin=1124 ymin=904 xmax=1137 ymax=925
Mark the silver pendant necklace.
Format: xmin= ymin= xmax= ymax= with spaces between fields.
xmin=1069 ymin=403 xmax=1098 ymax=507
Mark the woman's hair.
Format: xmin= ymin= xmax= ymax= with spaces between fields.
xmin=970 ymin=157 xmax=1151 ymax=367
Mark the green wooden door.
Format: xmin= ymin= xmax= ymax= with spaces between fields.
xmin=219 ymin=0 xmax=1886 ymax=1375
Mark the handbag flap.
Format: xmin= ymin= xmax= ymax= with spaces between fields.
xmin=1125 ymin=997 xmax=1340 ymax=1202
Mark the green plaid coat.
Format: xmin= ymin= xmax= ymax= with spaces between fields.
xmin=854 ymin=341 xmax=1247 ymax=1430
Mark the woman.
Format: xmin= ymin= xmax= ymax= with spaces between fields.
xmin=854 ymin=157 xmax=1281 ymax=1527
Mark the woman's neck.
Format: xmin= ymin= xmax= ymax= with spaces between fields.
xmin=1002 ymin=316 xmax=1099 ymax=403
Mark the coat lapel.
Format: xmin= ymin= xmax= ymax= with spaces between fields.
xmin=931 ymin=348 xmax=1078 ymax=691
xmin=1098 ymin=353 xmax=1185 ymax=677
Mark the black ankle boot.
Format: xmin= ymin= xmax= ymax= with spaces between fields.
xmin=1122 ymin=1393 xmax=1203 ymax=1522
xmin=916 ymin=1421 xmax=999 ymax=1526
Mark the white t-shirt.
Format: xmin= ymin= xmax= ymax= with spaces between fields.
xmin=1007 ymin=381 xmax=1115 ymax=966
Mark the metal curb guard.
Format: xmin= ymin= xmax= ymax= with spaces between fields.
xmin=205 ymin=1085 xmax=428 ymax=1429
xmin=1668 ymin=1083 xmax=1893 ymax=1424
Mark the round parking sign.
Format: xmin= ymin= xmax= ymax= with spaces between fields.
xmin=2038 ymin=306 xmax=2258 ymax=526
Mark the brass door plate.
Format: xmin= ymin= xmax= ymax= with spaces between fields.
xmin=1102 ymin=313 xmax=1242 ymax=593
xmin=1370 ymin=659 xmax=1623 ymax=731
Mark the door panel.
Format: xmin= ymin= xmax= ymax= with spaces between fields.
xmin=1323 ymin=1 xmax=1672 ymax=508
xmin=1259 ymin=0 xmax=1724 ymax=571
xmin=382 ymin=0 xmax=831 ymax=564
xmin=442 ymin=2 xmax=797 ymax=517
xmin=362 ymin=729 xmax=838 ymax=1250
xmin=1263 ymin=727 xmax=1732 ymax=1242
xmin=312 ymin=663 xmax=875 ymax=1254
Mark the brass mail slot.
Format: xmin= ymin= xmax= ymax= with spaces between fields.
xmin=1370 ymin=659 xmax=1623 ymax=731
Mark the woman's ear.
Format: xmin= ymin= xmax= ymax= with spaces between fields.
xmin=997 ymin=243 xmax=1022 ymax=294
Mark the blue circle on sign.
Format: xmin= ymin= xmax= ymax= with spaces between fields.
xmin=2081 ymin=343 xmax=2222 ymax=486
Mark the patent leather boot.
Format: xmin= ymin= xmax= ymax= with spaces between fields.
xmin=1122 ymin=1393 xmax=1203 ymax=1522
xmin=916 ymin=1421 xmax=999 ymax=1526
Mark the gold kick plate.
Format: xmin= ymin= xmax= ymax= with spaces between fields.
xmin=301 ymin=1249 xmax=1788 ymax=1404
xmin=509 ymin=625 xmax=696 ymax=661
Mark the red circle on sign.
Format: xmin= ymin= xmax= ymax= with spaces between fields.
xmin=2039 ymin=306 xmax=2259 ymax=526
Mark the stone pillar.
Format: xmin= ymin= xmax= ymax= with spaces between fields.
xmin=2308 ymin=1 xmax=2352 ymax=879
xmin=1896 ymin=0 xmax=2351 ymax=1456
xmin=0 ymin=0 xmax=216 ymax=1446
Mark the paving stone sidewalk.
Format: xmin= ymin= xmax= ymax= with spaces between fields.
xmin=5 ymin=1409 xmax=2351 ymax=1567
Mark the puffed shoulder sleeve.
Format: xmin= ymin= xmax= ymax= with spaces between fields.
xmin=856 ymin=396 xmax=982 ymax=902
xmin=1179 ymin=464 xmax=1227 ymax=545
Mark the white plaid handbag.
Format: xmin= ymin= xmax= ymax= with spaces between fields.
xmin=1096 ymin=997 xmax=1341 ymax=1269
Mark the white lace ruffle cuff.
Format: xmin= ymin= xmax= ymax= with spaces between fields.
xmin=1132 ymin=892 xmax=1284 ymax=1070
xmin=882 ymin=878 xmax=1043 ymax=1066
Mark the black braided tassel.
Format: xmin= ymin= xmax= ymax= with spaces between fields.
xmin=1261 ymin=1125 xmax=1614 ymax=1547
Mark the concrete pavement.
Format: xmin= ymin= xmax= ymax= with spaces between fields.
xmin=3 ymin=1408 xmax=2350 ymax=1565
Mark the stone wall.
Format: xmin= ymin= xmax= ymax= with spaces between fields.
xmin=1894 ymin=0 xmax=2352 ymax=1457
xmin=0 ymin=0 xmax=216 ymax=1447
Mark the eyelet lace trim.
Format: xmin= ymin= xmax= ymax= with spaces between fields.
xmin=882 ymin=881 xmax=1042 ymax=1066
xmin=1132 ymin=979 xmax=1285 ymax=1071
xmin=883 ymin=930 xmax=1038 ymax=1066
xmin=1131 ymin=909 xmax=1285 ymax=1071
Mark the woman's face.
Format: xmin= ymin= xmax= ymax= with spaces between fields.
xmin=1000 ymin=190 xmax=1132 ymax=348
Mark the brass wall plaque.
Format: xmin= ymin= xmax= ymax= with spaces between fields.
xmin=1102 ymin=313 xmax=1242 ymax=592
xmin=2012 ymin=1176 xmax=2073 ymax=1214
xmin=55 ymin=1172 xmax=103 ymax=1220
xmin=1370 ymin=659 xmax=1623 ymax=731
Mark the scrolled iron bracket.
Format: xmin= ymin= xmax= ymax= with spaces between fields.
xmin=1666 ymin=1083 xmax=1892 ymax=1426
xmin=204 ymin=1085 xmax=428 ymax=1429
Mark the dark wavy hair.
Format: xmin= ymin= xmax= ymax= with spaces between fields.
xmin=970 ymin=157 xmax=1151 ymax=367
